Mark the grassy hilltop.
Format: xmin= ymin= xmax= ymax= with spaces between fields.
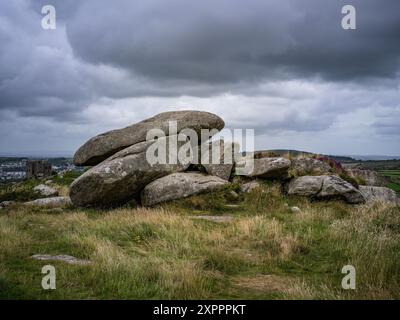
xmin=1 ymin=179 xmax=399 ymax=299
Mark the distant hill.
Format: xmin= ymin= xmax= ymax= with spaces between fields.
xmin=348 ymin=155 xmax=400 ymax=161
xmin=266 ymin=149 xmax=357 ymax=163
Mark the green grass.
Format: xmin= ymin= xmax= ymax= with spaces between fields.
xmin=52 ymin=171 xmax=83 ymax=186
xmin=387 ymin=183 xmax=400 ymax=193
xmin=379 ymin=170 xmax=400 ymax=194
xmin=0 ymin=178 xmax=70 ymax=203
xmin=0 ymin=179 xmax=43 ymax=202
xmin=379 ymin=170 xmax=400 ymax=177
xmin=0 ymin=182 xmax=399 ymax=299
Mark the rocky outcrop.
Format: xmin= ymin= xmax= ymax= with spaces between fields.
xmin=73 ymin=111 xmax=225 ymax=166
xmin=289 ymin=158 xmax=332 ymax=176
xmin=346 ymin=168 xmax=386 ymax=187
xmin=237 ymin=157 xmax=291 ymax=179
xmin=287 ymin=175 xmax=365 ymax=204
xmin=141 ymin=172 xmax=228 ymax=206
xmin=68 ymin=110 xmax=376 ymax=209
xmin=25 ymin=196 xmax=72 ymax=208
xmin=70 ymin=136 xmax=190 ymax=207
xmin=359 ymin=186 xmax=399 ymax=205
xmin=33 ymin=184 xmax=59 ymax=197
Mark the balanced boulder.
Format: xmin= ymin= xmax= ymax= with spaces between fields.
xmin=73 ymin=110 xmax=225 ymax=166
xmin=287 ymin=175 xmax=365 ymax=204
xmin=70 ymin=136 xmax=190 ymax=207
xmin=141 ymin=172 xmax=228 ymax=206
xmin=359 ymin=186 xmax=399 ymax=205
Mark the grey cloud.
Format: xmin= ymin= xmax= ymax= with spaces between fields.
xmin=64 ymin=0 xmax=400 ymax=86
xmin=0 ymin=0 xmax=400 ymax=156
xmin=373 ymin=108 xmax=400 ymax=135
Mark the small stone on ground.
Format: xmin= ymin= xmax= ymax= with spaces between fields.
xmin=290 ymin=206 xmax=302 ymax=213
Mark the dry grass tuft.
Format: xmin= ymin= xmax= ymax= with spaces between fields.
xmin=0 ymin=181 xmax=399 ymax=299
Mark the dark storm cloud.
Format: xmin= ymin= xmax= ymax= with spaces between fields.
xmin=1 ymin=0 xmax=400 ymax=120
xmin=65 ymin=0 xmax=400 ymax=84
xmin=1 ymin=0 xmax=400 ymax=156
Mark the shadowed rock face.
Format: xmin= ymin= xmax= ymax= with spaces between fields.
xmin=287 ymin=175 xmax=365 ymax=204
xmin=141 ymin=172 xmax=228 ymax=206
xmin=70 ymin=137 xmax=190 ymax=207
xmin=73 ymin=110 xmax=225 ymax=166
xmin=236 ymin=157 xmax=291 ymax=179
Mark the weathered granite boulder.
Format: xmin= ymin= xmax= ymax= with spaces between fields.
xmin=73 ymin=110 xmax=225 ymax=166
xmin=289 ymin=158 xmax=332 ymax=176
xmin=33 ymin=184 xmax=59 ymax=197
xmin=236 ymin=157 xmax=291 ymax=179
xmin=70 ymin=136 xmax=190 ymax=207
xmin=359 ymin=186 xmax=399 ymax=205
xmin=198 ymin=140 xmax=240 ymax=180
xmin=287 ymin=175 xmax=365 ymax=204
xmin=240 ymin=180 xmax=262 ymax=193
xmin=25 ymin=196 xmax=72 ymax=208
xmin=287 ymin=175 xmax=323 ymax=196
xmin=346 ymin=168 xmax=386 ymax=187
xmin=141 ymin=172 xmax=228 ymax=206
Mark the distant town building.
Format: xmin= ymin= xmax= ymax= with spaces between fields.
xmin=26 ymin=160 xmax=52 ymax=179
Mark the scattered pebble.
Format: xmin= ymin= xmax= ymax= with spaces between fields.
xmin=290 ymin=206 xmax=302 ymax=214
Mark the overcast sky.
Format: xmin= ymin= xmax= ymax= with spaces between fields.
xmin=0 ymin=0 xmax=399 ymax=157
